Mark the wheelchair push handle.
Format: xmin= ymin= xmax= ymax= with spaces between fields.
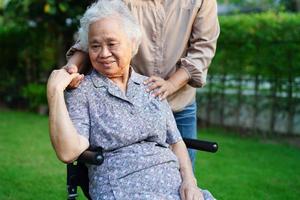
xmin=183 ymin=138 xmax=218 ymax=153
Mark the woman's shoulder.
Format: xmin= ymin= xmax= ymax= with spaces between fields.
xmin=131 ymin=71 xmax=148 ymax=84
xmin=65 ymin=73 xmax=93 ymax=96
xmin=132 ymin=72 xmax=170 ymax=107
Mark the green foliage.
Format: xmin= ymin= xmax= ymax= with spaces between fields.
xmin=2 ymin=0 xmax=91 ymax=31
xmin=217 ymin=0 xmax=300 ymax=12
xmin=0 ymin=25 xmax=29 ymax=106
xmin=0 ymin=0 xmax=92 ymax=109
xmin=211 ymin=12 xmax=300 ymax=77
xmin=223 ymin=0 xmax=279 ymax=7
xmin=21 ymin=83 xmax=47 ymax=111
xmin=1 ymin=0 xmax=93 ymax=67
xmin=0 ymin=24 xmax=55 ymax=107
xmin=1 ymin=7 xmax=300 ymax=111
xmin=0 ymin=0 xmax=91 ymax=109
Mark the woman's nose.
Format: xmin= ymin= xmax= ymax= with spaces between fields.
xmin=99 ymin=46 xmax=112 ymax=58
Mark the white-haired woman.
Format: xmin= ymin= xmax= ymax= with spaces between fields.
xmin=47 ymin=1 xmax=215 ymax=199
xmin=64 ymin=0 xmax=220 ymax=168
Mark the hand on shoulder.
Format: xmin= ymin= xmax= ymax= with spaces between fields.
xmin=47 ymin=68 xmax=81 ymax=95
xmin=63 ymin=64 xmax=85 ymax=89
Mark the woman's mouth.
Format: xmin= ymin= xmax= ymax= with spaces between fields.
xmin=101 ymin=61 xmax=115 ymax=68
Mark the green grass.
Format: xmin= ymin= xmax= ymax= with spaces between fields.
xmin=0 ymin=110 xmax=300 ymax=199
xmin=195 ymin=129 xmax=300 ymax=200
xmin=0 ymin=110 xmax=67 ymax=199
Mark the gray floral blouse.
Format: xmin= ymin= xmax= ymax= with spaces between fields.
xmin=65 ymin=69 xmax=214 ymax=200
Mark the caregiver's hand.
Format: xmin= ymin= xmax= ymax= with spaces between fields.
xmin=63 ymin=64 xmax=84 ymax=89
xmin=144 ymin=76 xmax=177 ymax=100
xmin=47 ymin=69 xmax=80 ymax=96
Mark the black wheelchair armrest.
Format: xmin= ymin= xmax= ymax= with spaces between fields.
xmin=77 ymin=138 xmax=218 ymax=166
xmin=66 ymin=148 xmax=104 ymax=199
xmin=183 ymin=138 xmax=218 ymax=153
xmin=77 ymin=147 xmax=104 ymax=165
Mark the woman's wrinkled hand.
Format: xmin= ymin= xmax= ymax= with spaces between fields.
xmin=47 ymin=69 xmax=81 ymax=96
xmin=63 ymin=64 xmax=84 ymax=89
xmin=180 ymin=179 xmax=204 ymax=200
xmin=143 ymin=76 xmax=177 ymax=100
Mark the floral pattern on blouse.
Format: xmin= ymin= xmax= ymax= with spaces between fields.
xmin=65 ymin=69 xmax=214 ymax=200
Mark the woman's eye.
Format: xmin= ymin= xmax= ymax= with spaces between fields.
xmin=109 ymin=43 xmax=117 ymax=47
xmin=92 ymin=45 xmax=100 ymax=49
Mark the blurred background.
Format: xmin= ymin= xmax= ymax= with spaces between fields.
xmin=0 ymin=0 xmax=300 ymax=199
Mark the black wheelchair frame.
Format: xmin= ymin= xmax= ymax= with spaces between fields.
xmin=66 ymin=138 xmax=218 ymax=200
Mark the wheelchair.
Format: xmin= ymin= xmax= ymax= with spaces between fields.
xmin=66 ymin=138 xmax=218 ymax=200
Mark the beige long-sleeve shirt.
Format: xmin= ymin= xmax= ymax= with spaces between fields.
xmin=67 ymin=0 xmax=220 ymax=112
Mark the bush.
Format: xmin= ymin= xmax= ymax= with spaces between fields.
xmin=1 ymin=12 xmax=300 ymax=110
xmin=0 ymin=24 xmax=55 ymax=108
xmin=200 ymin=12 xmax=300 ymax=135
xmin=21 ymin=83 xmax=47 ymax=113
xmin=211 ymin=12 xmax=300 ymax=77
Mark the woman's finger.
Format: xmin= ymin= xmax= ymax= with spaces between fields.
xmin=193 ymin=189 xmax=203 ymax=200
xmin=152 ymin=87 xmax=166 ymax=97
xmin=199 ymin=191 xmax=205 ymax=200
xmin=180 ymin=188 xmax=186 ymax=200
xmin=68 ymin=74 xmax=84 ymax=89
xmin=75 ymin=75 xmax=84 ymax=87
xmin=146 ymin=81 xmax=162 ymax=92
xmin=192 ymin=193 xmax=199 ymax=200
xmin=64 ymin=64 xmax=78 ymax=74
xmin=159 ymin=90 xmax=168 ymax=101
xmin=143 ymin=77 xmax=154 ymax=85
xmin=185 ymin=189 xmax=193 ymax=200
xmin=72 ymin=79 xmax=82 ymax=88
xmin=48 ymin=70 xmax=80 ymax=92
xmin=69 ymin=72 xmax=79 ymax=78
xmin=144 ymin=76 xmax=161 ymax=85
xmin=69 ymin=73 xmax=81 ymax=81
xmin=65 ymin=73 xmax=80 ymax=87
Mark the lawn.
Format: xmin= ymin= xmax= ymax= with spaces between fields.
xmin=0 ymin=110 xmax=300 ymax=200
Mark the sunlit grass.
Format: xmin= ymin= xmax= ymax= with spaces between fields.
xmin=195 ymin=128 xmax=300 ymax=200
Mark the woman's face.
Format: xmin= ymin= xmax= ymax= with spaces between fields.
xmin=88 ymin=17 xmax=133 ymax=78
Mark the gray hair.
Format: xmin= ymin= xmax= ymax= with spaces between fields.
xmin=78 ymin=0 xmax=142 ymax=56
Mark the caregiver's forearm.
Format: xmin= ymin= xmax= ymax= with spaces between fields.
xmin=167 ymin=68 xmax=190 ymax=92
xmin=66 ymin=51 xmax=87 ymax=73
xmin=48 ymin=90 xmax=89 ymax=163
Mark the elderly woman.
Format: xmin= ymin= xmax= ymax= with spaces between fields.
xmin=47 ymin=1 xmax=215 ymax=200
xmin=64 ymin=0 xmax=220 ymax=168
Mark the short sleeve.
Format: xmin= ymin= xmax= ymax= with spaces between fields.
xmin=163 ymin=100 xmax=182 ymax=144
xmin=65 ymin=88 xmax=90 ymax=141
